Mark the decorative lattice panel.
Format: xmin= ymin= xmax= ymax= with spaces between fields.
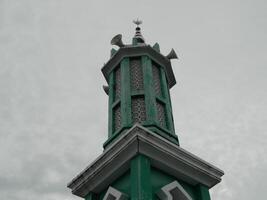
xmin=156 ymin=100 xmax=166 ymax=128
xmin=132 ymin=96 xmax=146 ymax=124
xmin=152 ymin=64 xmax=162 ymax=97
xmin=130 ymin=58 xmax=144 ymax=91
xmin=114 ymin=104 xmax=121 ymax=132
xmin=114 ymin=67 xmax=121 ymax=100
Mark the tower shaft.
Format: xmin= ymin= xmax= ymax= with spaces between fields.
xmin=105 ymin=54 xmax=177 ymax=148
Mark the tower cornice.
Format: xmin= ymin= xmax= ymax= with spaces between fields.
xmin=101 ymin=45 xmax=176 ymax=88
xmin=67 ymin=124 xmax=224 ymax=198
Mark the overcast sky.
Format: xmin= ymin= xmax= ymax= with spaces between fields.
xmin=0 ymin=0 xmax=267 ymax=200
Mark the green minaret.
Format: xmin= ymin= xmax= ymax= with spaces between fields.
xmin=67 ymin=21 xmax=224 ymax=200
xmin=102 ymin=21 xmax=178 ymax=148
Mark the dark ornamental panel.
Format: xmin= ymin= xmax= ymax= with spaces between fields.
xmin=152 ymin=63 xmax=162 ymax=97
xmin=114 ymin=104 xmax=121 ymax=131
xmin=156 ymin=100 xmax=167 ymax=128
xmin=114 ymin=67 xmax=121 ymax=101
xmin=132 ymin=96 xmax=146 ymax=124
xmin=130 ymin=57 xmax=144 ymax=91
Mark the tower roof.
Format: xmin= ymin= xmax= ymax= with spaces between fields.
xmin=102 ymin=43 xmax=177 ymax=88
xmin=103 ymin=21 xmax=178 ymax=88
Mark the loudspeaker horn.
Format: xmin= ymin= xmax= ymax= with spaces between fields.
xmin=111 ymin=34 xmax=125 ymax=48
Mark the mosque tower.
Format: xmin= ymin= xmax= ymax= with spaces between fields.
xmin=67 ymin=20 xmax=224 ymax=200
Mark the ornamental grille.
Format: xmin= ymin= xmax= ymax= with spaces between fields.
xmin=114 ymin=104 xmax=121 ymax=132
xmin=114 ymin=67 xmax=121 ymax=101
xmin=130 ymin=58 xmax=144 ymax=91
xmin=156 ymin=100 xmax=167 ymax=128
xmin=152 ymin=63 xmax=162 ymax=97
xmin=132 ymin=96 xmax=146 ymax=124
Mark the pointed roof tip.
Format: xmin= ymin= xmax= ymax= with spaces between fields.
xmin=132 ymin=19 xmax=145 ymax=44
xmin=166 ymin=48 xmax=178 ymax=60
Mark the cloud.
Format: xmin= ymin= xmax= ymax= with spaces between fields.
xmin=0 ymin=1 xmax=266 ymax=200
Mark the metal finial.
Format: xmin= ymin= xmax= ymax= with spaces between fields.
xmin=133 ymin=19 xmax=142 ymax=26
xmin=132 ymin=19 xmax=145 ymax=44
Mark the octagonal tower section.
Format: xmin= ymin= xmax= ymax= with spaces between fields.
xmin=102 ymin=29 xmax=178 ymax=149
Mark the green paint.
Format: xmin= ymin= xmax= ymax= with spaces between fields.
xmin=196 ymin=185 xmax=211 ymax=200
xmin=160 ymin=67 xmax=175 ymax=135
xmin=103 ymin=127 xmax=124 ymax=148
xmin=112 ymin=170 xmax=131 ymax=196
xmin=98 ymin=170 xmax=131 ymax=200
xmin=105 ymin=53 xmax=179 ymax=148
xmin=121 ymin=58 xmax=132 ymax=128
xmin=132 ymin=38 xmax=138 ymax=45
xmin=111 ymin=99 xmax=120 ymax=108
xmin=151 ymin=167 xmax=175 ymax=200
xmin=94 ymin=166 xmax=203 ymax=200
xmin=108 ymin=72 xmax=115 ymax=137
xmin=69 ymin=32 xmax=223 ymax=200
xmin=142 ymin=56 xmax=157 ymax=124
xmin=104 ymin=58 xmax=133 ymax=148
xmin=110 ymin=48 xmax=117 ymax=57
xmin=131 ymin=90 xmax=144 ymax=96
xmin=85 ymin=192 xmax=97 ymax=200
xmin=131 ymin=155 xmax=152 ymax=200
xmin=146 ymin=125 xmax=179 ymax=145
xmin=152 ymin=43 xmax=160 ymax=53
xmin=151 ymin=167 xmax=197 ymax=200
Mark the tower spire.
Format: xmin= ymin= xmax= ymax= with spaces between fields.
xmin=132 ymin=18 xmax=145 ymax=45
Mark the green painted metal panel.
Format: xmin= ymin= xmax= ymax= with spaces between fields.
xmin=105 ymin=50 xmax=180 ymax=148
xmin=132 ymin=37 xmax=138 ymax=45
xmin=146 ymin=126 xmax=179 ymax=145
xmin=85 ymin=192 xmax=97 ymax=200
xmin=196 ymin=185 xmax=211 ymax=200
xmin=152 ymin=43 xmax=160 ymax=53
xmin=96 ymin=164 xmax=202 ymax=200
xmin=103 ymin=127 xmax=125 ymax=148
xmin=98 ymin=170 xmax=131 ymax=200
xmin=108 ymin=72 xmax=115 ymax=137
xmin=112 ymin=170 xmax=131 ymax=197
xmin=151 ymin=167 xmax=197 ymax=200
xmin=110 ymin=48 xmax=117 ymax=57
xmin=151 ymin=167 xmax=175 ymax=200
xmin=159 ymin=67 xmax=175 ymax=135
xmin=142 ymin=56 xmax=157 ymax=125
xmin=131 ymin=154 xmax=152 ymax=200
xmin=121 ymin=58 xmax=132 ymax=128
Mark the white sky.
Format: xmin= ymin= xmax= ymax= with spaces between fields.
xmin=0 ymin=0 xmax=267 ymax=199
